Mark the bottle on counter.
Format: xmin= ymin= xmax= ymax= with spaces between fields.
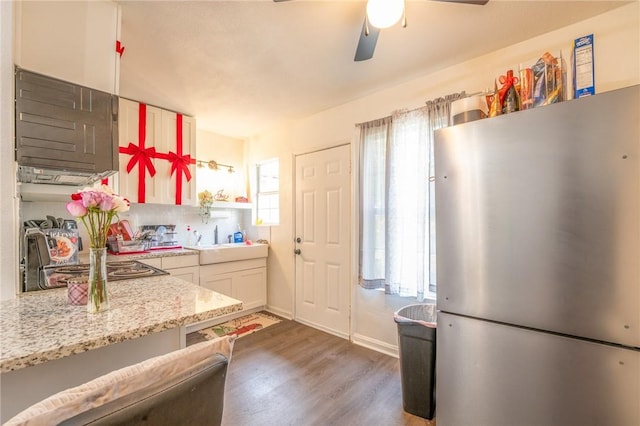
xmin=233 ymin=224 xmax=243 ymax=243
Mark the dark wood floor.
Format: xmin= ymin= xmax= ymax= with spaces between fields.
xmin=190 ymin=318 xmax=436 ymax=426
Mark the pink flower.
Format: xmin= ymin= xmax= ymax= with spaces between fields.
xmin=69 ymin=185 xmax=130 ymax=248
xmin=66 ymin=200 xmax=88 ymax=217
xmin=80 ymin=191 xmax=102 ymax=208
xmin=99 ymin=194 xmax=116 ymax=211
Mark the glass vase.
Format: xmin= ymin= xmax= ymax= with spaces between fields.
xmin=88 ymin=247 xmax=109 ymax=313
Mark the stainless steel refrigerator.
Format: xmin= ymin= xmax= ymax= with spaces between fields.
xmin=434 ymin=85 xmax=639 ymax=426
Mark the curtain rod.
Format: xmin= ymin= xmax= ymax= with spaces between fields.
xmin=356 ymin=91 xmax=467 ymax=128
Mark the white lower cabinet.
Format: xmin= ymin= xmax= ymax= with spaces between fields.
xmin=139 ymin=254 xmax=200 ymax=285
xmin=167 ymin=266 xmax=200 ymax=285
xmin=199 ymin=258 xmax=267 ymax=311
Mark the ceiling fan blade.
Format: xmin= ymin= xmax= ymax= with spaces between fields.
xmin=430 ymin=0 xmax=489 ymax=4
xmin=354 ymin=19 xmax=380 ymax=62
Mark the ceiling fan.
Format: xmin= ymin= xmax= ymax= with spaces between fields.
xmin=274 ymin=0 xmax=489 ymax=62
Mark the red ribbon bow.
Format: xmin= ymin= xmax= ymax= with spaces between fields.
xmin=117 ymin=105 xmax=194 ymax=205
xmin=118 ymin=103 xmax=155 ymax=203
xmin=120 ymin=143 xmax=157 ymax=177
xmin=167 ymin=152 xmax=193 ymax=182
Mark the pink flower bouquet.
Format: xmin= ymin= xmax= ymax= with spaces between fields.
xmin=66 ymin=185 xmax=130 ymax=248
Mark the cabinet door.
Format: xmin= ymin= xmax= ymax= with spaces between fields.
xmin=118 ymin=99 xmax=163 ymax=204
xmin=200 ymin=272 xmax=233 ymax=298
xmin=159 ymin=110 xmax=196 ymax=206
xmin=233 ymin=268 xmax=267 ymax=310
xmin=168 ymin=266 xmax=199 ymax=285
xmin=16 ymin=1 xmax=119 ymax=94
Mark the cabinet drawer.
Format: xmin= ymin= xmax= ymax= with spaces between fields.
xmin=162 ymin=254 xmax=199 ymax=269
xmin=202 ymin=258 xmax=266 ymax=275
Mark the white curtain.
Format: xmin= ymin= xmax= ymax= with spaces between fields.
xmin=358 ymin=117 xmax=391 ymax=290
xmin=358 ymin=93 xmax=464 ymax=300
xmin=386 ymin=107 xmax=431 ymax=298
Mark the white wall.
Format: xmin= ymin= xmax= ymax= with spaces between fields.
xmin=195 ymin=129 xmax=247 ymax=201
xmin=245 ymin=123 xmax=295 ymax=318
xmin=246 ymin=4 xmax=640 ymax=354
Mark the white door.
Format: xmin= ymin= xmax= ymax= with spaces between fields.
xmin=295 ymin=145 xmax=351 ymax=338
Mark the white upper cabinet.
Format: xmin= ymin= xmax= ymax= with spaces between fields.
xmin=15 ymin=0 xmax=120 ymax=94
xmin=118 ymin=98 xmax=163 ymax=204
xmin=118 ymin=98 xmax=197 ymax=206
xmin=159 ymin=110 xmax=197 ymax=207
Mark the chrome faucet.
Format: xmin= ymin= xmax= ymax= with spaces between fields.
xmin=214 ymin=225 xmax=219 ymax=245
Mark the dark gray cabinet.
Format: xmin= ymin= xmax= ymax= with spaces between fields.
xmin=15 ymin=67 xmax=118 ymax=184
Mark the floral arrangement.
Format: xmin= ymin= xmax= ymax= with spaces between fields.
xmin=66 ymin=185 xmax=130 ymax=248
xmin=198 ymin=190 xmax=214 ymax=224
xmin=198 ymin=190 xmax=214 ymax=208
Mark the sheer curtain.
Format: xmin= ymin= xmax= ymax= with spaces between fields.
xmin=386 ymin=107 xmax=430 ymax=298
xmin=358 ymin=93 xmax=464 ymax=300
xmin=358 ymin=117 xmax=391 ymax=290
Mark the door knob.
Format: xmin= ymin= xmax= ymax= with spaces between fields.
xmin=296 ymin=237 xmax=301 ymax=243
xmin=294 ymin=249 xmax=301 ymax=255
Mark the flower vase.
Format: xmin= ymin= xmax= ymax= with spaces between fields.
xmin=200 ymin=204 xmax=212 ymax=224
xmin=88 ymin=247 xmax=109 ymax=313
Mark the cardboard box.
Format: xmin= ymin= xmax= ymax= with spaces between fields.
xmin=573 ymin=34 xmax=595 ymax=98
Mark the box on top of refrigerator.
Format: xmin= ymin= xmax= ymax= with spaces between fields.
xmin=573 ymin=34 xmax=595 ymax=98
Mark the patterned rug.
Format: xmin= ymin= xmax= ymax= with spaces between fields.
xmin=197 ymin=311 xmax=282 ymax=340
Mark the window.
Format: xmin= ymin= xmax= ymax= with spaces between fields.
xmin=358 ymin=94 xmax=463 ymax=300
xmin=255 ymin=159 xmax=279 ymax=225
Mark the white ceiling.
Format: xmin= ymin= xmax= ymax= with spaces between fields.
xmin=117 ymin=0 xmax=628 ymax=138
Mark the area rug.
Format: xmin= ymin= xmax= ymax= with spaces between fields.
xmin=197 ymin=311 xmax=281 ymax=340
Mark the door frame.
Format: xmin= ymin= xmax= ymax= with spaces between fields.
xmin=292 ymin=141 xmax=355 ymax=340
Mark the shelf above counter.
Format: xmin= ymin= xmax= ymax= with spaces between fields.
xmin=211 ymin=201 xmax=252 ymax=209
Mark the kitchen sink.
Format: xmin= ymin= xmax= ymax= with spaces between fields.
xmin=185 ymin=243 xmax=268 ymax=264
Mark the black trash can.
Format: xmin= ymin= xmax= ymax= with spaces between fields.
xmin=394 ymin=303 xmax=437 ymax=420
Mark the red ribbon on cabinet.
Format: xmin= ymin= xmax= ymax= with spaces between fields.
xmin=154 ymin=114 xmax=195 ymax=205
xmin=119 ymin=104 xmax=194 ymax=205
xmin=118 ymin=103 xmax=156 ymax=203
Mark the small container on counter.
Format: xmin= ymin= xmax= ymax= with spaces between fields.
xmin=67 ymin=278 xmax=88 ymax=305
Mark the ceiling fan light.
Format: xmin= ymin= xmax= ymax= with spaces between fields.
xmin=366 ymin=0 xmax=404 ymax=29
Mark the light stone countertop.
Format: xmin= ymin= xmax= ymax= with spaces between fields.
xmin=76 ymin=248 xmax=199 ymax=264
xmin=107 ymin=248 xmax=199 ymax=261
xmin=0 ymin=275 xmax=242 ymax=373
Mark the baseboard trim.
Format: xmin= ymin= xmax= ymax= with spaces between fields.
xmin=352 ymin=333 xmax=399 ymax=358
xmin=257 ymin=307 xmax=399 ymax=359
xmin=264 ymin=305 xmax=293 ymax=320
xmin=295 ymin=317 xmax=350 ymax=341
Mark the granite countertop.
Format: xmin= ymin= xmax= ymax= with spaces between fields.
xmin=108 ymin=248 xmax=198 ymax=261
xmin=77 ymin=248 xmax=198 ymax=263
xmin=0 ymin=276 xmax=242 ymax=373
